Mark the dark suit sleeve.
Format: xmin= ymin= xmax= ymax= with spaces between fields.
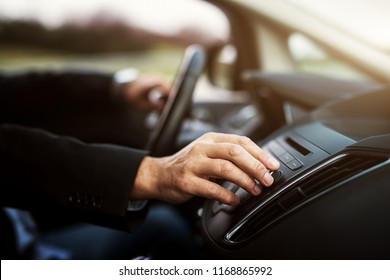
xmin=0 ymin=124 xmax=149 ymax=231
xmin=0 ymin=70 xmax=150 ymax=148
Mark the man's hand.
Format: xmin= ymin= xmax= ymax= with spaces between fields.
xmin=131 ymin=132 xmax=280 ymax=205
xmin=122 ymin=75 xmax=171 ymax=111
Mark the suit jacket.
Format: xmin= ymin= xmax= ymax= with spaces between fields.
xmin=0 ymin=70 xmax=150 ymax=258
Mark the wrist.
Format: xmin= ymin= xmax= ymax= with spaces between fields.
xmin=111 ymin=68 xmax=139 ymax=102
xmin=131 ymin=156 xmax=161 ymax=200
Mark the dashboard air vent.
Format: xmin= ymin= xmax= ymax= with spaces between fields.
xmin=226 ymin=153 xmax=387 ymax=244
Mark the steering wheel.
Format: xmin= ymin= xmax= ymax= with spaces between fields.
xmin=146 ymin=45 xmax=206 ymax=157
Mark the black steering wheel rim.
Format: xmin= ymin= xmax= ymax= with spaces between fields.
xmin=146 ymin=45 xmax=206 ymax=157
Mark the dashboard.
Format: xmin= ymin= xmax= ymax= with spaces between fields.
xmin=201 ymin=86 xmax=390 ymax=259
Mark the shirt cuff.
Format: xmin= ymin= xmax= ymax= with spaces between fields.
xmin=127 ymin=200 xmax=148 ymax=211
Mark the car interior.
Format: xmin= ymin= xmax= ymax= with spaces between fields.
xmin=160 ymin=0 xmax=390 ymax=259
xmin=1 ymin=0 xmax=389 ymax=260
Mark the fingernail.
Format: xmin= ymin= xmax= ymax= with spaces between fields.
xmin=233 ymin=195 xmax=240 ymax=206
xmin=253 ymin=185 xmax=262 ymax=195
xmin=268 ymin=157 xmax=280 ymax=169
xmin=264 ymin=172 xmax=274 ymax=186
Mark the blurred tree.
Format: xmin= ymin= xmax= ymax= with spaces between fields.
xmin=0 ymin=19 xmax=152 ymax=53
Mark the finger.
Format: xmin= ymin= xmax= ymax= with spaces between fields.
xmin=196 ymin=158 xmax=261 ymax=196
xmin=202 ymin=133 xmax=280 ymax=170
xmin=148 ymin=88 xmax=169 ymax=111
xmin=137 ymin=77 xmax=171 ymax=110
xmin=204 ymin=142 xmax=275 ymax=187
xmin=144 ymin=77 xmax=171 ymax=99
xmin=188 ymin=177 xmax=240 ymax=205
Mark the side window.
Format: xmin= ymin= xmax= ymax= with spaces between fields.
xmin=209 ymin=44 xmax=238 ymax=89
xmin=288 ymin=32 xmax=371 ymax=81
xmin=0 ymin=18 xmax=184 ymax=81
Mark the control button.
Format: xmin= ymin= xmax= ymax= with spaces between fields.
xmin=270 ymin=170 xmax=283 ymax=183
xmin=268 ymin=142 xmax=286 ymax=156
xmin=286 ymin=159 xmax=303 ymax=170
xmin=279 ymin=152 xmax=295 ymax=164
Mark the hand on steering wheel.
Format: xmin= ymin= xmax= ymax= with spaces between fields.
xmin=146 ymin=45 xmax=206 ymax=157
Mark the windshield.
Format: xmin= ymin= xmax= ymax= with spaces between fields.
xmin=284 ymin=0 xmax=390 ymax=52
xmin=0 ymin=0 xmax=228 ymax=46
xmin=0 ymin=0 xmax=228 ymax=76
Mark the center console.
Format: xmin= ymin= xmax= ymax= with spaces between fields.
xmin=201 ymin=87 xmax=390 ymax=259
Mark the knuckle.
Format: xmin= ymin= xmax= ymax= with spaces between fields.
xmin=189 ymin=142 xmax=205 ymax=155
xmin=235 ymin=174 xmax=255 ymax=191
xmin=227 ymin=144 xmax=243 ymax=158
xmin=188 ymin=144 xmax=199 ymax=155
xmin=253 ymin=160 xmax=266 ymax=174
xmin=243 ymin=176 xmax=256 ymax=188
xmin=175 ymin=175 xmax=190 ymax=189
xmin=204 ymin=183 xmax=219 ymax=199
xmin=202 ymin=132 xmax=216 ymax=141
xmin=256 ymin=148 xmax=267 ymax=159
xmin=238 ymin=135 xmax=252 ymax=146
xmin=219 ymin=161 xmax=234 ymax=176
